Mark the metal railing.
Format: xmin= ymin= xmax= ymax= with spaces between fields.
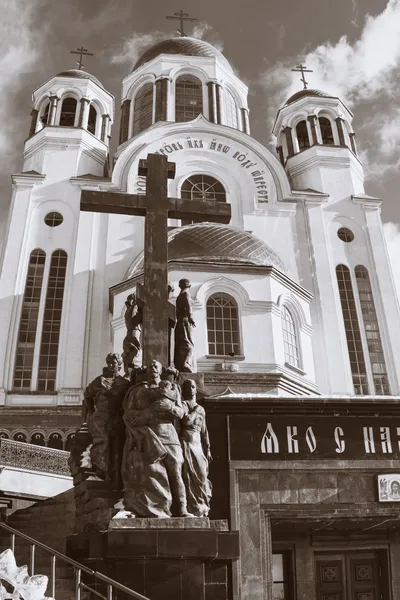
xmin=0 ymin=522 xmax=150 ymax=600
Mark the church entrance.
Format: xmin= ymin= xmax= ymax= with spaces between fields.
xmin=315 ymin=551 xmax=386 ymax=600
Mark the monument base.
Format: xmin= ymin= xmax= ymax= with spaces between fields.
xmin=67 ymin=519 xmax=239 ymax=600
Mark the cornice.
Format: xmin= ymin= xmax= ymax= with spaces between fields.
xmin=287 ymin=149 xmax=364 ymax=180
xmin=24 ymin=129 xmax=107 ymax=166
xmin=352 ymin=194 xmax=382 ymax=211
xmin=11 ymin=171 xmax=46 ymax=189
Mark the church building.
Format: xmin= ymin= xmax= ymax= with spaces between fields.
xmin=0 ymin=31 xmax=400 ymax=600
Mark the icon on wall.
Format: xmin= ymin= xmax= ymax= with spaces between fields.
xmin=378 ymin=474 xmax=400 ymax=501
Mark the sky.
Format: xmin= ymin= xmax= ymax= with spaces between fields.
xmin=1 ymin=0 xmax=400 ymax=275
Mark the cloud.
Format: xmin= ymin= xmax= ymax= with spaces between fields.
xmin=262 ymin=0 xmax=400 ymax=178
xmin=383 ymin=222 xmax=400 ymax=301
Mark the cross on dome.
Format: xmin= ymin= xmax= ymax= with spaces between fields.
xmin=291 ymin=63 xmax=313 ymax=90
xmin=166 ymin=9 xmax=198 ymax=37
xmin=70 ymin=46 xmax=94 ymax=70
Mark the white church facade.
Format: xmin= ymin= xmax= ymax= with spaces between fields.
xmin=1 ymin=36 xmax=400 ymax=600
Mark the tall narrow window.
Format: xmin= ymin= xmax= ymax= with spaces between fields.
xmin=272 ymin=553 xmax=294 ymax=600
xmin=59 ymin=98 xmax=77 ymax=127
xmin=37 ymin=250 xmax=67 ymax=392
xmin=175 ymin=76 xmax=203 ymax=122
xmin=296 ymin=120 xmax=310 ymax=150
xmin=281 ymin=306 xmax=300 ymax=368
xmin=336 ymin=264 xmax=369 ymax=394
xmin=87 ymin=105 xmax=97 ymax=135
xmin=319 ymin=116 xmax=334 ymax=145
xmin=206 ymin=293 xmax=240 ymax=356
xmin=355 ymin=266 xmax=390 ymax=395
xmin=181 ymin=175 xmax=226 ymax=225
xmin=133 ymin=83 xmax=153 ymax=136
xmin=224 ymin=89 xmax=238 ymax=128
xmin=40 ymin=102 xmax=50 ymax=126
xmin=13 ymin=250 xmax=46 ymax=391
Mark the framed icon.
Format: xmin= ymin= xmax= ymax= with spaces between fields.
xmin=378 ymin=474 xmax=400 ymax=501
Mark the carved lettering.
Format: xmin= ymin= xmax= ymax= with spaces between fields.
xmin=380 ymin=427 xmax=393 ymax=453
xmin=334 ymin=426 xmax=345 ymax=453
xmin=363 ymin=426 xmax=375 ymax=453
xmin=287 ymin=426 xmax=299 ymax=453
xmin=305 ymin=427 xmax=317 ymax=453
xmin=261 ymin=423 xmax=279 ymax=454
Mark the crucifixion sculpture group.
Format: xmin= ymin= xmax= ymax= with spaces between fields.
xmin=77 ymin=153 xmax=231 ymax=518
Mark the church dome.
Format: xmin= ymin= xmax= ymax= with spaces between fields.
xmin=55 ymin=69 xmax=104 ymax=89
xmin=127 ymin=223 xmax=286 ymax=278
xmin=285 ymin=89 xmax=335 ymax=105
xmin=133 ymin=37 xmax=232 ymax=72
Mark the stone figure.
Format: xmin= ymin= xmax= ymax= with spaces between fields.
xmin=174 ymin=278 xmax=196 ymax=372
xmin=121 ymin=293 xmax=142 ymax=377
xmin=82 ymin=353 xmax=130 ymax=489
xmin=180 ymin=379 xmax=212 ymax=517
xmin=122 ymin=359 xmax=192 ymax=518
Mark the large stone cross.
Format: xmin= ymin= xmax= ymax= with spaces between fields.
xmin=80 ymin=153 xmax=231 ymax=367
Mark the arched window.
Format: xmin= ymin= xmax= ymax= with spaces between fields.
xmin=224 ymin=89 xmax=238 ymax=128
xmin=65 ymin=433 xmax=75 ymax=452
xmin=13 ymin=432 xmax=27 ymax=443
xmin=281 ymin=306 xmax=300 ymax=368
xmin=319 ymin=117 xmax=334 ymax=145
xmin=30 ymin=432 xmax=46 ymax=447
xmin=37 ymin=250 xmax=67 ymax=392
xmin=206 ymin=293 xmax=241 ymax=356
xmin=40 ymin=102 xmax=50 ymax=126
xmin=0 ymin=432 xmax=9 ymax=439
xmin=133 ymin=83 xmax=153 ymax=135
xmin=48 ymin=432 xmax=63 ymax=450
xmin=336 ymin=265 xmax=368 ymax=395
xmin=59 ymin=97 xmax=77 ymax=127
xmin=180 ymin=175 xmax=226 ymax=225
xmin=296 ymin=120 xmax=310 ymax=151
xmin=87 ymin=105 xmax=97 ymax=135
xmin=13 ymin=250 xmax=46 ymax=391
xmin=175 ymin=75 xmax=203 ymax=122
xmin=355 ymin=266 xmax=390 ymax=395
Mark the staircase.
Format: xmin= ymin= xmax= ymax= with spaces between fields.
xmin=0 ymin=490 xmax=148 ymax=600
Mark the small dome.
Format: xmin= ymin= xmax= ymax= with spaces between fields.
xmin=127 ymin=223 xmax=285 ymax=278
xmin=285 ymin=89 xmax=335 ymax=105
xmin=55 ymin=69 xmax=104 ymax=89
xmin=133 ymin=37 xmax=232 ymax=72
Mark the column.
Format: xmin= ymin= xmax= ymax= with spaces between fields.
xmin=28 ymin=109 xmax=38 ymax=138
xmin=283 ymin=126 xmax=294 ymax=157
xmin=349 ymin=132 xmax=357 ymax=155
xmin=119 ymin=99 xmax=131 ymax=144
xmin=48 ymin=95 xmax=59 ymax=126
xmin=241 ymin=108 xmax=250 ymax=134
xmin=78 ymin=97 xmax=91 ymax=129
xmin=155 ymin=78 xmax=168 ymax=122
xmin=207 ymin=82 xmax=217 ymax=123
xmin=335 ymin=117 xmax=346 ymax=146
xmin=216 ymin=83 xmax=223 ymax=124
xmin=276 ymin=146 xmax=284 ymax=165
xmin=307 ymin=115 xmax=318 ymax=145
xmin=101 ymin=114 xmax=110 ymax=143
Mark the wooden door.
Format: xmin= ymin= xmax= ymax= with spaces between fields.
xmin=316 ymin=552 xmax=384 ymax=600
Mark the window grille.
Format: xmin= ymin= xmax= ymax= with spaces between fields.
xmin=206 ymin=293 xmax=240 ymax=356
xmin=37 ymin=250 xmax=67 ymax=392
xmin=175 ymin=76 xmax=203 ymax=122
xmin=281 ymin=306 xmax=300 ymax=368
xmin=181 ymin=175 xmax=226 ymax=225
xmin=13 ymin=250 xmax=46 ymax=391
xmin=133 ymin=83 xmax=153 ymax=135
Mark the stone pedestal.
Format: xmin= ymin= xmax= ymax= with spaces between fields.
xmin=67 ymin=518 xmax=239 ymax=600
xmin=73 ymin=477 xmax=119 ymax=533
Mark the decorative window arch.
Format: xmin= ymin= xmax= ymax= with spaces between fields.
xmin=59 ymin=97 xmax=77 ymax=127
xmin=37 ymin=250 xmax=68 ymax=392
xmin=48 ymin=431 xmax=64 ymax=450
xmin=30 ymin=432 xmax=46 ymax=446
xmin=180 ymin=175 xmax=226 ymax=225
xmin=0 ymin=431 xmax=10 ymax=439
xmin=133 ymin=83 xmax=153 ymax=135
xmin=40 ymin=101 xmax=50 ymax=127
xmin=224 ymin=89 xmax=238 ymax=128
xmin=175 ymin=75 xmax=203 ymax=122
xmin=336 ymin=264 xmax=369 ymax=395
xmin=13 ymin=432 xmax=27 ymax=443
xmin=65 ymin=432 xmax=75 ymax=452
xmin=281 ymin=306 xmax=300 ymax=368
xmin=296 ymin=120 xmax=310 ymax=151
xmin=13 ymin=249 xmax=46 ymax=391
xmin=319 ymin=116 xmax=334 ymax=145
xmin=354 ymin=266 xmax=389 ymax=395
xmin=206 ymin=292 xmax=241 ymax=356
xmin=87 ymin=104 xmax=97 ymax=135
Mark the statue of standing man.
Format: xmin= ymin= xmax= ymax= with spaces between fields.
xmin=174 ymin=278 xmax=196 ymax=373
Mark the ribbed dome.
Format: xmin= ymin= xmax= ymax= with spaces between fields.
xmin=55 ymin=69 xmax=104 ymax=88
xmin=285 ymin=89 xmax=335 ymax=105
xmin=133 ymin=37 xmax=232 ymax=72
xmin=127 ymin=223 xmax=285 ymax=278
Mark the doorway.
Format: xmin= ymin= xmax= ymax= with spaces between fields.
xmin=315 ymin=551 xmax=387 ymax=600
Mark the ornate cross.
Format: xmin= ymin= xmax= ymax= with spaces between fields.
xmin=291 ymin=64 xmax=313 ymax=90
xmin=80 ymin=153 xmax=231 ymax=367
xmin=166 ymin=10 xmax=198 ymax=37
xmin=70 ymin=46 xmax=94 ymax=70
